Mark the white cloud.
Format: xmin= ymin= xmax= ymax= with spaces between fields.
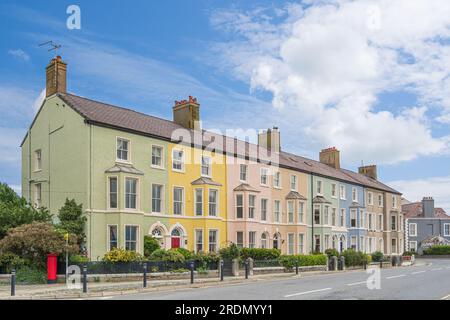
xmin=32 ymin=89 xmax=46 ymax=113
xmin=0 ymin=86 xmax=41 ymax=124
xmin=209 ymin=0 xmax=450 ymax=165
xmin=8 ymin=48 xmax=30 ymax=61
xmin=389 ymin=176 xmax=450 ymax=214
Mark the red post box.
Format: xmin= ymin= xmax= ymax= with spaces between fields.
xmin=47 ymin=253 xmax=58 ymax=284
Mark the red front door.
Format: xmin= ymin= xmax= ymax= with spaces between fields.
xmin=171 ymin=237 xmax=180 ymax=248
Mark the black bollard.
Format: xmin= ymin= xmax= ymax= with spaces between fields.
xmin=295 ymin=260 xmax=299 ymax=275
xmin=11 ymin=269 xmax=16 ymax=296
xmin=379 ymin=260 xmax=383 ymax=269
xmin=190 ymin=261 xmax=194 ymax=284
xmin=143 ymin=262 xmax=147 ymax=288
xmin=245 ymin=260 xmax=249 ymax=279
xmin=220 ymin=260 xmax=224 ymax=281
xmin=82 ymin=265 xmax=87 ymax=293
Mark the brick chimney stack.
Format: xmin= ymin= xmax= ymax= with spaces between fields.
xmin=319 ymin=147 xmax=340 ymax=170
xmin=358 ymin=165 xmax=378 ymax=180
xmin=46 ymin=55 xmax=67 ymax=97
xmin=422 ymin=197 xmax=435 ymax=218
xmin=173 ymin=96 xmax=200 ymax=130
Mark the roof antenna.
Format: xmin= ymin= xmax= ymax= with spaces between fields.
xmin=38 ymin=41 xmax=62 ymax=52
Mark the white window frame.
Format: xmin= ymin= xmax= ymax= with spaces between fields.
xmin=350 ymin=209 xmax=357 ymax=228
xmin=261 ymin=233 xmax=268 ymax=248
xmin=314 ymin=205 xmax=321 ymax=225
xmin=444 ymin=223 xmax=450 ymax=237
xmin=331 ymin=183 xmax=337 ymax=198
xmin=151 ymin=183 xmax=164 ymax=214
xmin=331 ymin=207 xmax=336 ymax=227
xmin=351 ymin=236 xmax=357 ymax=250
xmin=124 ymin=176 xmax=139 ymax=210
xmin=260 ymin=198 xmax=268 ymax=221
xmin=368 ymin=192 xmax=373 ymax=205
xmin=124 ymin=225 xmax=139 ymax=252
xmin=195 ymin=188 xmax=203 ymax=216
xmin=236 ymin=194 xmax=244 ymax=219
xmin=248 ymin=194 xmax=256 ymax=219
xmin=34 ymin=183 xmax=42 ymax=208
xmin=352 ymin=187 xmax=357 ymax=202
xmin=392 ymin=195 xmax=397 ymax=208
xmin=107 ymin=224 xmax=118 ymax=251
xmin=173 ymin=186 xmax=184 ymax=215
xmin=34 ymin=149 xmax=42 ymax=171
xmin=239 ymin=164 xmax=248 ymax=182
xmin=287 ymin=233 xmax=295 ymax=255
xmin=107 ymin=176 xmax=118 ymax=210
xmin=249 ymin=231 xmax=256 ymax=249
xmin=378 ymin=214 xmax=384 ymax=231
xmin=201 ymin=155 xmax=212 ymax=177
xmin=274 ymin=200 xmax=281 ymax=223
xmin=340 ymin=208 xmax=346 ymax=227
xmin=116 ymin=137 xmax=130 ymax=163
xmin=287 ymin=200 xmax=294 ymax=223
xmin=378 ymin=194 xmax=383 ymax=207
xmin=391 ymin=215 xmax=397 ymax=231
xmin=324 ymin=205 xmax=329 ymax=225
xmin=236 ymin=231 xmax=244 ymax=248
xmin=273 ymin=171 xmax=281 ymax=189
xmin=298 ymin=233 xmax=305 ymax=254
xmin=260 ymin=167 xmax=269 ymax=186
xmin=290 ymin=175 xmax=297 ymax=191
xmin=208 ymin=188 xmax=219 ymax=217
xmin=409 ymin=223 xmax=417 ymax=237
xmin=172 ymin=149 xmax=185 ymax=172
xmin=195 ymin=229 xmax=203 ymax=253
xmin=317 ymin=180 xmax=323 ymax=195
xmin=298 ymin=201 xmax=305 ymax=224
xmin=409 ymin=241 xmax=417 ymax=252
xmin=151 ymin=144 xmax=164 ymax=169
xmin=340 ymin=185 xmax=346 ymax=200
xmin=208 ymin=229 xmax=218 ymax=252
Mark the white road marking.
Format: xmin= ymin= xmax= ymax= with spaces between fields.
xmin=411 ymin=271 xmax=426 ymax=275
xmin=347 ymin=281 xmax=366 ymax=286
xmin=386 ymin=274 xmax=406 ymax=279
xmin=99 ymin=296 xmax=114 ymax=300
xmin=441 ymin=294 xmax=450 ymax=300
xmin=284 ymin=288 xmax=332 ymax=298
xmin=431 ymin=268 xmax=443 ymax=271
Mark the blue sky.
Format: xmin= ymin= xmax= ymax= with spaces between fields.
xmin=1 ymin=0 xmax=450 ymax=210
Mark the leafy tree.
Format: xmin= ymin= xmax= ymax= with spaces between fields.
xmin=0 ymin=183 xmax=52 ymax=239
xmin=58 ymin=198 xmax=87 ymax=245
xmin=143 ymin=236 xmax=161 ymax=257
xmin=0 ymin=222 xmax=79 ymax=268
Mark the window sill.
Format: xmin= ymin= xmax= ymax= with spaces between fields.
xmin=33 ymin=169 xmax=42 ymax=173
xmin=116 ymin=160 xmax=132 ymax=165
xmin=151 ymin=165 xmax=165 ymax=171
xmin=172 ymin=169 xmax=185 ymax=174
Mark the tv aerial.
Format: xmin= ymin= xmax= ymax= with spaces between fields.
xmin=38 ymin=41 xmax=62 ymax=52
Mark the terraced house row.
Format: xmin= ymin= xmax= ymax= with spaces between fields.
xmin=21 ymin=56 xmax=404 ymax=260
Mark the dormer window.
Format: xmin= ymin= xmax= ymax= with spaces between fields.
xmin=117 ymin=138 xmax=129 ymax=162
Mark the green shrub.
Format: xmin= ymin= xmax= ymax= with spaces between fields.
xmin=341 ymin=249 xmax=370 ymax=267
xmin=102 ymin=248 xmax=143 ymax=262
xmin=0 ymin=252 xmax=26 ymax=273
xmin=16 ymin=266 xmax=47 ymax=284
xmin=143 ymin=236 xmax=160 ymax=257
xmin=149 ymin=249 xmax=185 ymax=263
xmin=173 ymin=247 xmax=193 ymax=260
xmin=423 ymin=245 xmax=450 ymax=255
xmin=324 ymin=248 xmax=340 ymax=258
xmin=402 ymin=251 xmax=416 ymax=256
xmin=371 ymin=251 xmax=384 ymax=262
xmin=240 ymin=248 xmax=281 ymax=260
xmin=278 ymin=254 xmax=327 ymax=270
xmin=219 ymin=243 xmax=241 ymax=260
xmin=69 ymin=254 xmax=89 ymax=264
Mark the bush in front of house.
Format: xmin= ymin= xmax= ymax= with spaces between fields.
xmin=149 ymin=249 xmax=185 ymax=263
xmin=402 ymin=251 xmax=416 ymax=256
xmin=371 ymin=251 xmax=384 ymax=262
xmin=15 ymin=265 xmax=47 ymax=284
xmin=240 ymin=248 xmax=281 ymax=261
xmin=69 ymin=254 xmax=89 ymax=264
xmin=102 ymin=248 xmax=143 ymax=262
xmin=0 ymin=252 xmax=26 ymax=274
xmin=219 ymin=243 xmax=241 ymax=260
xmin=324 ymin=248 xmax=340 ymax=258
xmin=341 ymin=249 xmax=370 ymax=267
xmin=143 ymin=236 xmax=161 ymax=257
xmin=423 ymin=245 xmax=450 ymax=255
xmin=278 ymin=254 xmax=327 ymax=270
xmin=173 ymin=248 xmax=193 ymax=260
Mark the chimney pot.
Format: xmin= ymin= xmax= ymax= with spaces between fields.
xmin=319 ymin=147 xmax=340 ymax=170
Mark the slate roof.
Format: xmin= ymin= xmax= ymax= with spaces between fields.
xmin=29 ymin=92 xmax=401 ymax=194
xmin=402 ymin=202 xmax=450 ymax=219
xmin=191 ymin=177 xmax=222 ymax=186
xmin=105 ymin=164 xmax=144 ymax=175
xmin=285 ymin=191 xmax=307 ymax=200
xmin=233 ymin=183 xmax=260 ymax=193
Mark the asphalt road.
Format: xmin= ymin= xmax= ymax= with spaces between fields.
xmin=92 ymin=259 xmax=450 ymax=300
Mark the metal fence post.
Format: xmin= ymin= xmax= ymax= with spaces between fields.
xmin=220 ymin=260 xmax=224 ymax=281
xmin=245 ymin=259 xmax=249 ymax=279
xmin=190 ymin=261 xmax=194 ymax=284
xmin=82 ymin=265 xmax=87 ymax=293
xmin=11 ymin=269 xmax=16 ymax=297
xmin=295 ymin=260 xmax=299 ymax=275
xmin=143 ymin=262 xmax=147 ymax=288
xmin=380 ymin=260 xmax=383 ymax=269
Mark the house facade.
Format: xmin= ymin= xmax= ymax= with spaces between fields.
xmin=21 ymin=56 xmax=404 ymax=259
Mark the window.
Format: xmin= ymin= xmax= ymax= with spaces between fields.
xmin=201 ymin=156 xmax=211 ymax=177
xmin=399 ymin=215 xmax=403 ymax=231
xmin=261 ymin=233 xmax=267 ymax=248
xmin=324 ymin=206 xmax=329 ymax=225
xmin=340 ymin=185 xmax=346 ymax=199
xmin=274 ymin=200 xmax=281 ymax=223
xmin=409 ymin=223 xmax=417 ymax=236
xmin=391 ymin=238 xmax=397 ymax=253
xmin=444 ymin=224 xmax=450 ymax=237
xmin=287 ymin=201 xmax=294 ymax=223
xmin=34 ymin=183 xmax=42 ymax=208
xmin=314 ymin=205 xmax=320 ymax=225
xmin=368 ymin=192 xmax=373 ymax=205
xmin=108 ymin=225 xmax=118 ymax=250
xmin=331 ymin=208 xmax=336 ymax=226
xmin=125 ymin=225 xmax=138 ymax=251
xmin=378 ymin=214 xmax=383 ymax=231
xmin=273 ymin=171 xmax=281 ymax=188
xmin=351 ymin=236 xmax=357 ymax=250
xmin=314 ymin=235 xmax=321 ymax=252
xmin=360 ymin=236 xmax=364 ymax=252
xmin=236 ymin=231 xmax=244 ymax=248
xmin=236 ymin=194 xmax=243 ymax=218
xmin=298 ymin=234 xmax=305 ymax=254
xmin=195 ymin=229 xmax=203 ymax=253
xmin=239 ymin=164 xmax=248 ymax=181
xmin=209 ymin=230 xmax=218 ymax=252
xmin=350 ymin=210 xmax=357 ymax=228
xmin=317 ymin=180 xmax=323 ymax=195
xmin=298 ymin=202 xmax=304 ymax=223
xmin=208 ymin=189 xmax=218 ymax=216
xmin=172 ymin=149 xmax=184 ymax=171
xmin=173 ymin=187 xmax=184 ymax=215
xmin=352 ymin=187 xmax=357 ymax=202
xmin=360 ymin=210 xmax=365 ymax=229
xmin=108 ymin=177 xmax=118 ymax=209
xmin=368 ymin=213 xmax=373 ymax=230
xmin=248 ymin=195 xmax=256 ymax=219
xmin=324 ymin=235 xmax=330 ymax=250
xmin=125 ymin=178 xmax=138 ymax=209
xmin=151 ymin=145 xmax=163 ymax=168
xmin=391 ymin=215 xmax=397 ymax=231
xmin=392 ymin=195 xmax=397 ymax=208
xmin=331 ymin=183 xmax=337 ymax=197
xmin=195 ymin=189 xmax=203 ymax=216
xmin=409 ymin=241 xmax=417 ymax=252
xmin=288 ymin=234 xmax=294 ymax=255
xmin=290 ymin=175 xmax=297 ymax=191
xmin=151 ymin=184 xmax=163 ymax=213
xmin=117 ymin=138 xmax=129 ymax=161
xmin=249 ymin=231 xmax=256 ymax=249
xmin=260 ymin=168 xmax=269 ymax=186
xmin=340 ymin=208 xmax=345 ymax=227
xmin=378 ymin=194 xmax=383 ymax=207
xmin=261 ymin=198 xmax=267 ymax=221
xmin=34 ymin=149 xmax=42 ymax=171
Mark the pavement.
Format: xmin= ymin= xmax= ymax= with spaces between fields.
xmin=83 ymin=258 xmax=450 ymax=300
